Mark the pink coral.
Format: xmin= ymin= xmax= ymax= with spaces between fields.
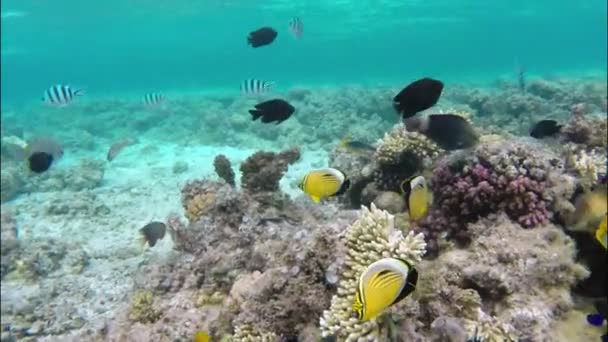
xmin=413 ymin=140 xmax=560 ymax=253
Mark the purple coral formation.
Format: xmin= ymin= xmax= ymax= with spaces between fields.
xmin=413 ymin=140 xmax=561 ymax=253
xmin=433 ymin=160 xmax=549 ymax=228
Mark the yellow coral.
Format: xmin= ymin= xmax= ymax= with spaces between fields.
xmin=196 ymin=289 xmax=225 ymax=307
xmin=185 ymin=192 xmax=217 ymax=222
xmin=229 ymin=324 xmax=277 ymax=342
xmin=319 ymin=204 xmax=427 ymax=341
xmin=129 ymin=290 xmax=161 ymax=323
xmin=375 ymin=124 xmax=443 ymax=166
xmin=565 ymin=144 xmax=607 ymax=188
xmin=464 ymin=309 xmax=517 ymax=342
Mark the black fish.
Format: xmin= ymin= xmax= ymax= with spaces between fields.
xmin=28 ymin=152 xmax=54 ymax=173
xmin=530 ymin=119 xmax=562 ymax=139
xmin=139 ymin=221 xmax=167 ymax=248
xmin=393 ymin=78 xmax=444 ymax=118
xmin=249 ymin=99 xmax=295 ymax=124
xmin=247 ymin=27 xmax=278 ymax=48
xmin=425 ymin=114 xmax=478 ymax=150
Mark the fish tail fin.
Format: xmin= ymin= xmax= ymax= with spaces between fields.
xmin=138 ymin=233 xmax=148 ymax=253
xmin=74 ymin=88 xmax=85 ymax=97
xmin=249 ymin=109 xmax=263 ymax=121
xmin=596 ymin=216 xmax=607 ymax=249
xmin=339 ymin=134 xmax=352 ymax=149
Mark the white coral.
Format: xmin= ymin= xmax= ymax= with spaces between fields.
xmin=319 ymin=204 xmax=427 ymax=341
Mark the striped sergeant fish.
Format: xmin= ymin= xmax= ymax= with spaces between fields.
xmin=240 ymin=79 xmax=273 ymax=96
xmin=142 ymin=93 xmax=165 ymax=106
xmin=42 ymin=84 xmax=84 ymax=106
xmin=289 ymin=17 xmax=303 ymax=39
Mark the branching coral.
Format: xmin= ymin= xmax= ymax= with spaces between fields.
xmin=373 ymin=124 xmax=443 ymax=191
xmin=564 ymin=143 xmax=607 ymax=189
xmin=319 ymin=204 xmax=426 ymax=341
xmin=230 ymin=324 xmax=277 ymax=342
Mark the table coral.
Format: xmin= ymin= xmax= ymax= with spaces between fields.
xmin=319 ymin=204 xmax=426 ymax=341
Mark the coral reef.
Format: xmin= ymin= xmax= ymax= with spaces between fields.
xmin=561 ymin=114 xmax=608 ymax=149
xmin=563 ymin=143 xmax=607 ymax=189
xmin=414 ymin=139 xmax=573 ymax=252
xmin=0 ymin=165 xmax=24 ymax=203
xmin=373 ymin=125 xmax=443 ymax=192
xmin=23 ymin=158 xmax=106 ymax=193
xmin=1 ymin=211 xmax=20 ymax=277
xmin=417 ymin=214 xmax=589 ymax=341
xmin=328 ymin=142 xmax=376 ymax=208
xmin=239 ymin=148 xmax=301 ymax=193
xmin=214 ymin=154 xmax=236 ymax=186
xmin=129 ymin=290 xmax=161 ymax=324
xmin=319 ymin=204 xmax=427 ymax=341
xmin=230 ymin=324 xmax=277 ymax=342
xmin=134 ymin=169 xmax=358 ymax=339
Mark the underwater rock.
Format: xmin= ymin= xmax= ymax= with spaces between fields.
xmin=172 ymin=160 xmax=189 ymax=174
xmin=0 ymin=165 xmax=24 ymax=203
xmin=372 ymin=191 xmax=406 ymax=214
xmin=213 ymin=154 xmax=235 ymax=186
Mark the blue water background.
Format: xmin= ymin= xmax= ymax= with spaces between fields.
xmin=1 ymin=0 xmax=607 ymax=107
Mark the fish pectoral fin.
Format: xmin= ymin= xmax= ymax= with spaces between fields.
xmin=311 ymin=195 xmax=321 ymax=203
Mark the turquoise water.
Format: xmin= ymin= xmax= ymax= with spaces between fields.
xmin=1 ymin=0 xmax=606 ymax=106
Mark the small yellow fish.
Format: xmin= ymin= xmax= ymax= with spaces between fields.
xmin=567 ymin=187 xmax=607 ymax=233
xmin=596 ymin=215 xmax=607 ymax=249
xmin=339 ymin=137 xmax=375 ymax=154
xmin=298 ymin=168 xmax=350 ymax=203
xmin=353 ymin=257 xmax=418 ymax=321
xmin=194 ymin=331 xmax=210 ymax=342
xmin=400 ymin=175 xmax=432 ymax=221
